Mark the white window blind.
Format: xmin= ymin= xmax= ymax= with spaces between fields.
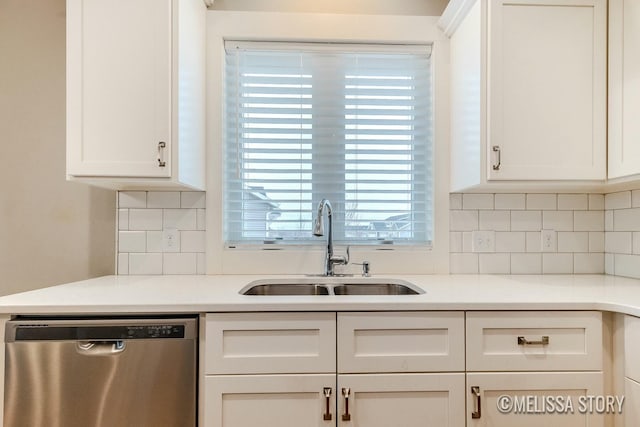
xmin=223 ymin=41 xmax=433 ymax=246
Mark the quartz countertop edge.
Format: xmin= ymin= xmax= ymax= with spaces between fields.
xmin=1 ymin=274 xmax=640 ymax=317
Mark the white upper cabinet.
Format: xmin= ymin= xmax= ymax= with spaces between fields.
xmin=609 ymin=0 xmax=640 ymax=180
xmin=440 ymin=0 xmax=607 ymax=191
xmin=66 ymin=0 xmax=205 ymax=190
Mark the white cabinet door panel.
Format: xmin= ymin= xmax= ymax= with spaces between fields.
xmin=67 ymin=0 xmax=172 ymax=177
xmin=338 ymin=373 xmax=465 ymax=427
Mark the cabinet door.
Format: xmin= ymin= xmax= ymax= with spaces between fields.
xmin=467 ymin=372 xmax=603 ymax=427
xmin=67 ymin=0 xmax=172 ymax=177
xmin=624 ymin=377 xmax=640 ymax=427
xmin=204 ymin=374 xmax=335 ymax=427
xmin=337 ymin=373 xmax=465 ymax=427
xmin=487 ymin=0 xmax=606 ymax=181
xmin=609 ymin=0 xmax=640 ymax=178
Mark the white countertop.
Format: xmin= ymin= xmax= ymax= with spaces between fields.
xmin=1 ymin=274 xmax=640 ymax=316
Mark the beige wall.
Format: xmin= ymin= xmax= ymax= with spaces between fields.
xmin=211 ymin=0 xmax=449 ymax=16
xmin=0 ymin=0 xmax=115 ymax=296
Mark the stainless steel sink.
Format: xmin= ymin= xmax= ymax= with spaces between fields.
xmin=332 ymin=283 xmax=421 ymax=295
xmin=241 ymin=283 xmax=330 ymax=296
xmin=239 ymin=278 xmax=424 ymax=296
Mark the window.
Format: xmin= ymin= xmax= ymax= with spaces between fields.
xmin=224 ymin=41 xmax=433 ymax=246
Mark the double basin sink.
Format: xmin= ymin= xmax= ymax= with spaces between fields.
xmin=240 ymin=278 xmax=424 ymax=296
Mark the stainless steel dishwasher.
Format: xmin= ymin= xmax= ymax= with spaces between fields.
xmin=4 ymin=317 xmax=197 ymax=427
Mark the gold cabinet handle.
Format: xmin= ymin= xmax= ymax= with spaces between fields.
xmin=341 ymin=387 xmax=351 ymax=421
xmin=323 ymin=387 xmax=332 ymax=421
xmin=471 ymin=386 xmax=481 ymax=419
xmin=517 ymin=336 xmax=550 ymax=346
xmin=157 ymin=141 xmax=167 ymax=167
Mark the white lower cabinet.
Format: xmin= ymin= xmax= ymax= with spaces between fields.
xmin=203 ymin=311 xmax=465 ymax=427
xmin=624 ymin=377 xmax=640 ymax=427
xmin=466 ymin=372 xmax=604 ymax=427
xmin=337 ymin=373 xmax=465 ymax=427
xmin=205 ymin=374 xmax=335 ymax=427
xmin=205 ymin=373 xmax=465 ymax=427
xmin=202 ymin=310 xmax=604 ymax=427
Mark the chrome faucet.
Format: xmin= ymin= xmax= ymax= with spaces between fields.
xmin=313 ymin=199 xmax=348 ymax=276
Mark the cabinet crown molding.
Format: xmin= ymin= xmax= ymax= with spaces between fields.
xmin=437 ymin=0 xmax=478 ymax=37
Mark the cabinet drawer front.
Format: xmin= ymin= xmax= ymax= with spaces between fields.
xmin=625 ymin=315 xmax=640 ymax=382
xmin=338 ymin=312 xmax=465 ymax=373
xmin=205 ymin=313 xmax=336 ymax=374
xmin=466 ymin=311 xmax=602 ymax=372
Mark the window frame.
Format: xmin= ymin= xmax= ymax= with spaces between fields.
xmin=223 ymin=41 xmax=434 ymax=247
xmin=206 ymin=11 xmax=450 ymax=275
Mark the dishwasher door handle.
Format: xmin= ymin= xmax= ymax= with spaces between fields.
xmin=76 ymin=340 xmax=126 ymax=356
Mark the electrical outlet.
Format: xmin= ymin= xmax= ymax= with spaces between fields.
xmin=162 ymin=228 xmax=180 ymax=251
xmin=541 ymin=229 xmax=556 ymax=252
xmin=472 ymin=230 xmax=495 ymax=253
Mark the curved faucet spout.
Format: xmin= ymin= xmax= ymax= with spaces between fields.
xmin=313 ymin=199 xmax=347 ymax=276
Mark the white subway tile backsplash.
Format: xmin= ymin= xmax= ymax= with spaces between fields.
xmin=589 ymin=194 xmax=605 ymax=210
xmin=557 ymin=232 xmax=589 ymax=253
xmin=511 ymin=211 xmax=541 ymax=231
xmin=558 ymin=194 xmax=588 ymax=210
xmin=605 ymin=211 xmax=614 ymax=231
xmin=574 ymin=253 xmax=604 ymax=274
xmin=450 ymin=253 xmax=479 ymax=274
xmin=463 ymin=194 xmax=494 ymax=210
xmin=181 ymin=231 xmax=206 ymax=252
xmin=450 ymin=193 xmax=463 ymax=210
xmin=633 ymin=190 xmax=640 ymax=208
xmin=129 ymin=253 xmax=163 ymax=275
xmin=462 ymin=232 xmax=474 ymax=252
xmin=495 ymin=194 xmax=525 ymax=210
xmin=129 ymin=209 xmax=163 ymax=231
xmin=450 ymin=210 xmax=478 ymax=231
xmin=605 ymin=191 xmax=632 ymax=210
xmin=527 ymin=194 xmax=556 ymax=210
xmin=605 ymin=232 xmax=632 ymax=254
xmin=181 ymin=192 xmax=206 ymax=208
xmin=118 ymin=209 xmax=129 ymax=230
xmin=495 ymin=232 xmax=525 ymax=253
xmin=526 ymin=232 xmax=542 ymax=252
xmin=479 ymin=211 xmax=510 ymax=231
xmin=117 ymin=253 xmax=129 ymax=275
xmin=197 ymin=253 xmax=206 ymax=274
xmin=146 ymin=231 xmax=165 ymax=253
xmin=633 ymin=232 xmax=640 ymax=255
xmin=163 ymin=253 xmax=197 ymax=275
xmin=589 ymin=232 xmax=605 ymax=253
xmin=613 ymin=208 xmax=640 ymax=231
xmin=450 ymin=232 xmax=462 ymax=253
xmin=449 ymin=192 xmax=604 ymax=275
xmin=613 ymin=254 xmax=640 ymax=279
xmin=147 ymin=192 xmax=180 ymax=208
xmin=542 ymin=253 xmax=573 ymax=274
xmin=163 ymin=209 xmax=197 ymax=230
xmin=197 ymin=209 xmax=206 ymax=231
xmin=118 ymin=231 xmax=146 ymax=253
xmin=479 ymin=253 xmax=510 ymax=274
xmin=117 ymin=191 xmax=206 ymax=276
xmin=542 ymin=211 xmax=573 ymax=231
xmin=605 ymin=253 xmax=615 ymax=275
xmin=119 ymin=191 xmax=146 ymax=208
xmin=511 ymin=253 xmax=542 ymax=274
xmin=574 ymin=211 xmax=604 ymax=231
